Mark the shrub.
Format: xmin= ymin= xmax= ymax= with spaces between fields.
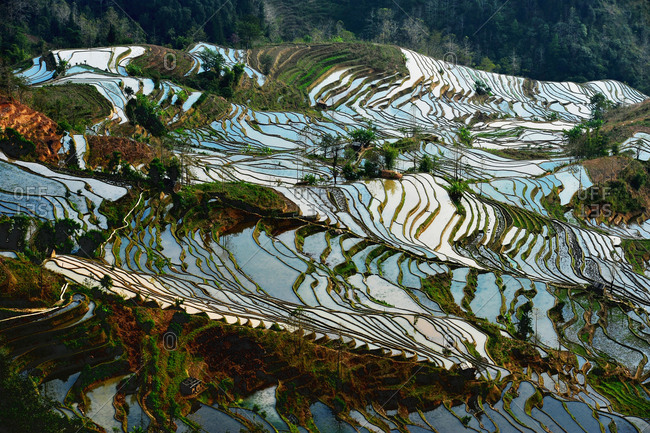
xmin=447 ymin=180 xmax=467 ymax=204
xmin=362 ymin=159 xmax=380 ymax=178
xmin=126 ymin=63 xmax=143 ymax=76
xmin=349 ymin=127 xmax=377 ymax=148
xmin=418 ymin=155 xmax=438 ymax=173
xmin=563 ymin=123 xmax=609 ymax=159
xmin=260 ymin=54 xmax=273 ymax=74
xmin=0 ymin=128 xmax=35 ymax=159
xmin=474 ymin=79 xmax=491 ymax=96
xmin=457 ymin=126 xmax=473 ymax=147
xmin=303 ymin=174 xmax=317 ymax=185
xmin=342 ymin=162 xmax=359 ymax=181
xmin=382 ymin=144 xmax=399 ymax=170
xmin=125 ymin=95 xmax=166 ymax=136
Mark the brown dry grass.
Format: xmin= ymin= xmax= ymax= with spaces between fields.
xmin=582 ymin=156 xmax=632 ymax=184
xmin=86 ymin=136 xmax=154 ymax=168
xmin=130 ymin=45 xmax=196 ymax=80
xmin=0 ymin=95 xmax=61 ymax=162
xmin=602 ymin=99 xmax=650 ymax=143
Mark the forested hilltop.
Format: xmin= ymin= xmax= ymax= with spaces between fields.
xmin=1 ymin=0 xmax=649 ymax=92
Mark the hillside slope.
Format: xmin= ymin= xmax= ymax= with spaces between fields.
xmin=0 ymin=96 xmax=61 ymax=162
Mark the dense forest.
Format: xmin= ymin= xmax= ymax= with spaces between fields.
xmin=1 ymin=0 xmax=649 ymax=93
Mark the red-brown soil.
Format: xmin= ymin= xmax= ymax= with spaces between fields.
xmin=0 ymin=95 xmax=62 ymax=162
xmin=86 ymin=135 xmax=154 ymax=168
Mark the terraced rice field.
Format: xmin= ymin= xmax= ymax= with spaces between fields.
xmin=9 ymin=43 xmax=650 ymax=431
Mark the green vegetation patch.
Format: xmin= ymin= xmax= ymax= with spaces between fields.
xmin=620 ymin=238 xmax=650 ymax=273
xmin=262 ymin=43 xmax=407 ymax=91
xmin=25 ymin=84 xmax=112 ymax=132
xmin=421 ymin=272 xmax=462 ymax=316
xmin=588 ymin=375 xmax=650 ymax=419
xmin=172 ymin=181 xmax=295 ymax=233
xmin=0 ymin=350 xmax=91 ymax=432
xmin=128 ymin=45 xmax=196 ymax=81
xmin=182 ymin=181 xmax=288 ymax=211
xmin=0 ymin=256 xmax=65 ymax=307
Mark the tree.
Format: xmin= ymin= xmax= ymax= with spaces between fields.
xmin=0 ymin=350 xmax=87 ymax=432
xmin=197 ymin=48 xmax=225 ymax=74
xmin=563 ymin=124 xmax=609 ymax=159
xmin=477 ymin=57 xmax=497 ymax=72
xmin=106 ymin=24 xmax=117 ymax=44
xmin=147 ymin=158 xmax=166 ymax=190
xmin=125 ymin=95 xmax=166 ymax=137
xmin=349 ymin=127 xmax=377 ymax=148
xmin=232 ymin=63 xmax=245 ymax=84
xmin=0 ymin=60 xmax=28 ymax=101
xmin=590 ymin=92 xmax=614 ymax=120
xmin=331 ymin=144 xmax=342 ymax=184
xmin=237 ymin=16 xmax=262 ymax=48
xmin=77 ymin=230 xmax=107 ymax=258
xmin=453 ymin=127 xmax=473 ymax=181
xmin=100 ymin=274 xmax=113 ymax=291
xmin=418 ymin=155 xmax=438 ymax=173
xmin=107 ymin=151 xmax=122 ymax=174
xmin=517 ymin=303 xmax=534 ymax=341
xmin=259 ymin=54 xmax=273 ymax=74
xmin=342 ymin=162 xmax=359 ymax=181
xmin=362 ymin=152 xmax=381 ymax=178
xmin=376 ymin=8 xmax=397 ymax=44
xmin=457 ymin=126 xmax=473 ymax=147
xmin=289 ymin=307 xmax=305 ymax=355
xmin=382 ymin=144 xmax=399 ymax=170
xmin=165 ymin=157 xmax=182 ymax=190
xmin=319 ymin=133 xmax=337 ymax=159
xmin=474 ymin=79 xmax=491 ymax=95
xmin=447 ymin=180 xmax=467 ymax=204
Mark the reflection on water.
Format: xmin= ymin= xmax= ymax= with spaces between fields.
xmin=40 ymin=372 xmax=80 ymax=404
xmin=125 ymin=393 xmax=150 ymax=432
xmin=242 ymin=386 xmax=288 ymax=430
xmin=84 ymin=375 xmax=127 ymax=433
xmin=186 ymin=404 xmax=245 ymax=433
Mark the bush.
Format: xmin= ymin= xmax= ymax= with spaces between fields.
xmin=563 ymin=124 xmax=609 ymax=159
xmin=302 ymin=174 xmax=317 ymax=185
xmin=349 ymin=127 xmax=377 ymax=148
xmin=474 ymin=79 xmax=491 ymax=96
xmin=362 ymin=159 xmax=380 ymax=178
xmin=418 ymin=155 xmax=437 ymax=173
xmin=77 ymin=230 xmax=107 ymax=258
xmin=125 ymin=95 xmax=166 ymax=136
xmin=0 ymin=128 xmax=35 ymax=159
xmin=447 ymin=180 xmax=467 ymax=204
xmin=382 ymin=144 xmax=399 ymax=170
xmin=260 ymin=54 xmax=273 ymax=74
xmin=457 ymin=126 xmax=473 ymax=146
xmin=590 ymin=92 xmax=615 ymax=120
xmin=0 ymin=351 xmax=87 ymax=432
xmin=126 ymin=63 xmax=143 ymax=76
xmin=342 ymin=162 xmax=359 ymax=181
xmin=622 ymin=162 xmax=647 ymax=190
